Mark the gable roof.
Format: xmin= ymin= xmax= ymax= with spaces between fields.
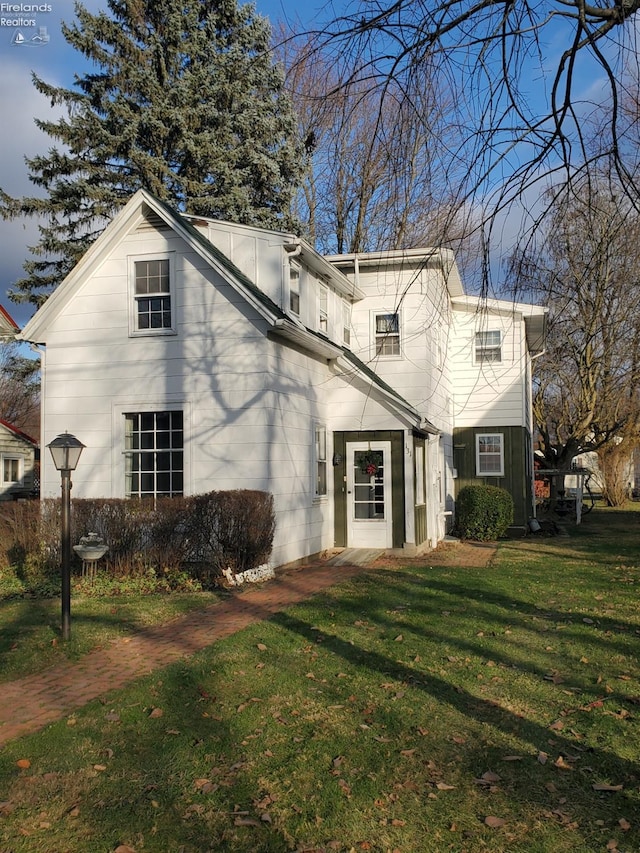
xmin=19 ymin=189 xmax=291 ymax=343
xmin=0 ymin=418 xmax=38 ymax=446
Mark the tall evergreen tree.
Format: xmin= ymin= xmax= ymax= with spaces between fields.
xmin=2 ymin=0 xmax=305 ymax=305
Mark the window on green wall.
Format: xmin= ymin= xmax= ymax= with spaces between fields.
xmin=476 ymin=433 xmax=504 ymax=476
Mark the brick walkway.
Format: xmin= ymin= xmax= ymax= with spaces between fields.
xmin=0 ymin=560 xmax=368 ymax=747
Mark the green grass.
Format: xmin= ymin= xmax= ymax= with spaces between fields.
xmin=1 ymin=506 xmax=640 ymax=852
xmin=0 ymin=591 xmax=223 ymax=683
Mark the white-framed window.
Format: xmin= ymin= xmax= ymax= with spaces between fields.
xmin=2 ymin=456 xmax=21 ymax=484
xmin=289 ymin=262 xmax=301 ymax=315
xmin=129 ymin=254 xmax=175 ymax=336
xmin=375 ymin=312 xmax=400 ymax=357
xmin=475 ymin=330 xmax=502 ymax=363
xmin=124 ymin=410 xmax=184 ymax=498
xmin=318 ymin=284 xmax=328 ymax=335
xmin=314 ymin=423 xmax=327 ymax=498
xmin=476 ymin=433 xmax=504 ymax=476
xmin=342 ymin=300 xmax=351 ymax=347
xmin=415 ymin=444 xmax=425 ymax=506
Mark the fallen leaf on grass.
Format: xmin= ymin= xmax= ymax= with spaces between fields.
xmin=619 ymin=818 xmax=631 ymax=831
xmin=606 ymin=841 xmax=620 ymax=851
xmin=538 ymin=752 xmax=548 ymax=765
xmin=256 ymin=643 xmax=267 ymax=651
xmin=502 ymin=755 xmax=523 ymax=761
xmin=15 ymin=759 xmax=30 ymax=769
xmin=400 ymin=749 xmax=416 ymax=757
xmin=436 ymin=782 xmax=456 ymax=790
xmin=593 ymin=783 xmax=623 ymax=792
xmin=474 ymin=771 xmax=502 ymax=786
xmin=114 ymin=846 xmax=136 ymax=853
xmin=391 ymin=818 xmax=406 ymax=826
xmin=554 ymin=756 xmax=575 ymax=770
xmin=394 ymin=635 xmax=404 ymax=642
xmin=148 ymin=708 xmax=163 ymax=719
xmin=234 ymin=817 xmax=261 ymax=827
xmin=93 ymin=764 xmax=107 ymax=772
xmin=0 ymin=802 xmax=14 ymax=816
xmin=484 ymin=816 xmax=506 ymax=828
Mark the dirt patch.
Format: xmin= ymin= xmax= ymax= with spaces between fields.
xmin=373 ymin=539 xmax=497 ymax=569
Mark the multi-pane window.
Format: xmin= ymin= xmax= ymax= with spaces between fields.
xmin=134 ymin=259 xmax=172 ymax=331
xmin=375 ymin=313 xmax=400 ymax=356
xmin=476 ymin=433 xmax=504 ymax=476
xmin=289 ymin=263 xmax=300 ymax=315
xmin=125 ymin=411 xmax=183 ymax=498
xmin=2 ymin=457 xmax=20 ymax=483
xmin=342 ymin=300 xmax=351 ymax=347
xmin=315 ymin=424 xmax=327 ymax=497
xmin=475 ymin=330 xmax=502 ymax=363
xmin=319 ymin=284 xmax=328 ymax=335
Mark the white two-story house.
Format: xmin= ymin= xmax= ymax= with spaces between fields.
xmin=18 ymin=190 xmax=545 ymax=566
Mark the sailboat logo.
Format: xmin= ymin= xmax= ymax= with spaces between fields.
xmin=12 ymin=27 xmax=49 ymax=46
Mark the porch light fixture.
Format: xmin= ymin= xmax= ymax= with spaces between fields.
xmin=47 ymin=432 xmax=85 ymax=641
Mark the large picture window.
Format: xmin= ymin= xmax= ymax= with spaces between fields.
xmin=125 ymin=411 xmax=183 ymax=498
xmin=130 ymin=255 xmax=174 ymax=335
xmin=476 ymin=433 xmax=504 ymax=476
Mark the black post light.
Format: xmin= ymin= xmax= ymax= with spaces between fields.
xmin=47 ymin=432 xmax=85 ymax=641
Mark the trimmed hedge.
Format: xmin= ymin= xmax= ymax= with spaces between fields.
xmin=0 ymin=490 xmax=275 ymax=591
xmin=455 ymin=484 xmax=514 ymax=541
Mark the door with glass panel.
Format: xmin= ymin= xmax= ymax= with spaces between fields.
xmin=346 ymin=441 xmax=393 ymax=548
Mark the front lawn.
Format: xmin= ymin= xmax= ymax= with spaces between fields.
xmin=0 ymin=506 xmax=639 ymax=852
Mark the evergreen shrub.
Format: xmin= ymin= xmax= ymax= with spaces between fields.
xmin=455 ymin=484 xmax=514 ymax=541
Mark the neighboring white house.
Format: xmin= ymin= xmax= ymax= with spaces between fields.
xmin=18 ymin=190 xmax=546 ymax=566
xmin=0 ymin=305 xmax=19 ymax=341
xmin=0 ymin=419 xmax=38 ymax=500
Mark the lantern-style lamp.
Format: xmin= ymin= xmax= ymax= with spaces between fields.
xmin=47 ymin=432 xmax=85 ymax=641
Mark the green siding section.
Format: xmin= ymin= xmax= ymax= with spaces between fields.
xmin=333 ymin=431 xmax=405 ymax=548
xmin=453 ymin=426 xmax=533 ymax=529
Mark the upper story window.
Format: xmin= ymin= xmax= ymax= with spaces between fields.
xmin=130 ymin=255 xmax=175 ymax=336
xmin=475 ymin=330 xmax=501 ymax=363
xmin=318 ymin=284 xmax=328 ymax=335
xmin=343 ymin=300 xmax=351 ymax=347
xmin=289 ymin=263 xmax=301 ymax=315
xmin=375 ymin=312 xmax=400 ymax=357
xmin=476 ymin=433 xmax=504 ymax=476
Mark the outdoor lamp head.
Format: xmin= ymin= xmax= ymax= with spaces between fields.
xmin=47 ymin=432 xmax=85 ymax=472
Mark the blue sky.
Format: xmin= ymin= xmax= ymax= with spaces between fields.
xmin=0 ymin=0 xmax=618 ymax=331
xmin=0 ymin=0 xmax=330 ymax=329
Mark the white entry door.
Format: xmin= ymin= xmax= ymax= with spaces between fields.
xmin=346 ymin=441 xmax=393 ymax=548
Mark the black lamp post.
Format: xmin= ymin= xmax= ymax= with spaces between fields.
xmin=47 ymin=432 xmax=85 ymax=641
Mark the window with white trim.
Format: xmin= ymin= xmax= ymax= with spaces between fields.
xmin=415 ymin=444 xmax=425 ymax=505
xmin=318 ymin=284 xmax=328 ymax=334
xmin=2 ymin=456 xmax=21 ymax=484
xmin=130 ymin=255 xmax=175 ymax=335
xmin=314 ymin=424 xmax=327 ymax=497
xmin=125 ymin=411 xmax=184 ymax=498
xmin=475 ymin=330 xmax=501 ymax=363
xmin=375 ymin=312 xmax=400 ymax=356
xmin=289 ymin=262 xmax=300 ymax=315
xmin=342 ymin=300 xmax=351 ymax=347
xmin=476 ymin=433 xmax=504 ymax=476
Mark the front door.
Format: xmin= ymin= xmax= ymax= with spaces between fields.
xmin=346 ymin=441 xmax=393 ymax=548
